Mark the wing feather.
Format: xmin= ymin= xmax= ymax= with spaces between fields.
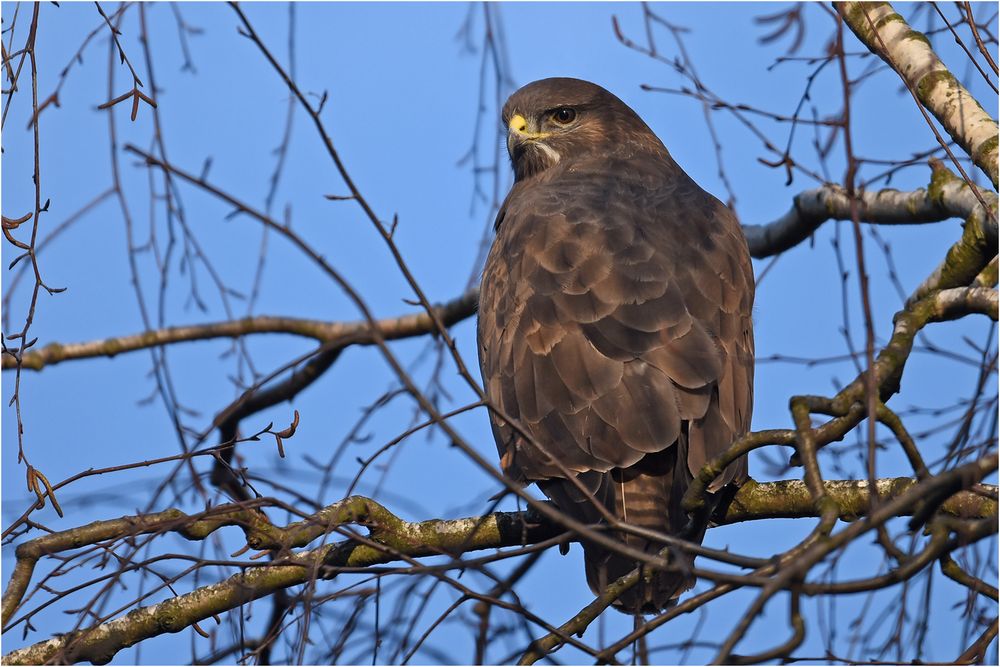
xmin=478 ymin=159 xmax=753 ymax=492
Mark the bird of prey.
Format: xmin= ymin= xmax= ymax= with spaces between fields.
xmin=477 ymin=78 xmax=754 ymax=614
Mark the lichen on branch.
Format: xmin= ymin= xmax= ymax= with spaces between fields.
xmin=838 ymin=1 xmax=999 ymax=189
xmin=2 ymin=478 xmax=995 ymax=665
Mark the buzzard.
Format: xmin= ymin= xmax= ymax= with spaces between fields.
xmin=477 ymin=78 xmax=754 ymax=613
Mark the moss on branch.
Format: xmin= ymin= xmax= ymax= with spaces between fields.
xmin=722 ymin=478 xmax=995 ymax=524
xmin=838 ymin=1 xmax=999 ymax=188
xmin=2 ymin=477 xmax=996 ymax=665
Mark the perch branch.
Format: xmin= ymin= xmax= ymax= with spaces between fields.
xmin=3 ymin=478 xmax=995 ymax=665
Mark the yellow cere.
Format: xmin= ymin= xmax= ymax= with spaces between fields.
xmin=508 ymin=113 xmax=550 ymax=140
xmin=508 ymin=114 xmax=528 ymax=134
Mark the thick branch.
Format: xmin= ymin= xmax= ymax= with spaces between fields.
xmin=742 ymin=172 xmax=995 ymax=258
xmin=743 ymin=175 xmax=996 ymax=259
xmin=838 ymin=1 xmax=998 ymax=188
xmin=3 ymin=478 xmax=995 ymax=665
xmin=721 ymin=477 xmax=996 ymax=524
xmin=908 ymin=164 xmax=998 ymax=305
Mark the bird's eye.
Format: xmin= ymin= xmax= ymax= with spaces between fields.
xmin=551 ymin=107 xmax=576 ymax=125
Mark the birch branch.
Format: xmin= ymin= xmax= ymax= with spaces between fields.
xmin=743 ymin=160 xmax=997 ymax=258
xmin=838 ymin=1 xmax=998 ymax=189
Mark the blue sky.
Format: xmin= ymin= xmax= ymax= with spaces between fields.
xmin=2 ymin=2 xmax=996 ymax=664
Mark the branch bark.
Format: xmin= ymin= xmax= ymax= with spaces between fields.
xmin=2 ymin=478 xmax=996 ymax=665
xmin=907 ymin=165 xmax=999 ymax=306
xmin=838 ymin=1 xmax=999 ymax=189
xmin=1 ymin=290 xmax=479 ymax=371
xmin=742 ymin=166 xmax=996 ymax=258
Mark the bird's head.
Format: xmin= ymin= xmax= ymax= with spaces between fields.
xmin=501 ymin=77 xmax=665 ymax=181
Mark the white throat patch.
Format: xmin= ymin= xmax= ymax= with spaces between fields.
xmin=535 ymin=142 xmax=561 ymax=165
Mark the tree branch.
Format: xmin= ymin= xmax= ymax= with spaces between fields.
xmin=838 ymin=1 xmax=998 ymax=189
xmin=3 ymin=478 xmax=995 ymax=665
xmin=1 ymin=290 xmax=479 ymax=372
xmin=742 ymin=164 xmax=996 ymax=258
xmin=5 ymin=162 xmax=991 ymax=374
xmin=907 ymin=165 xmax=998 ymax=306
xmin=720 ymin=477 xmax=996 ymax=524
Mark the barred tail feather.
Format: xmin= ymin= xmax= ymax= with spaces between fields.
xmin=540 ymin=439 xmax=721 ymax=614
